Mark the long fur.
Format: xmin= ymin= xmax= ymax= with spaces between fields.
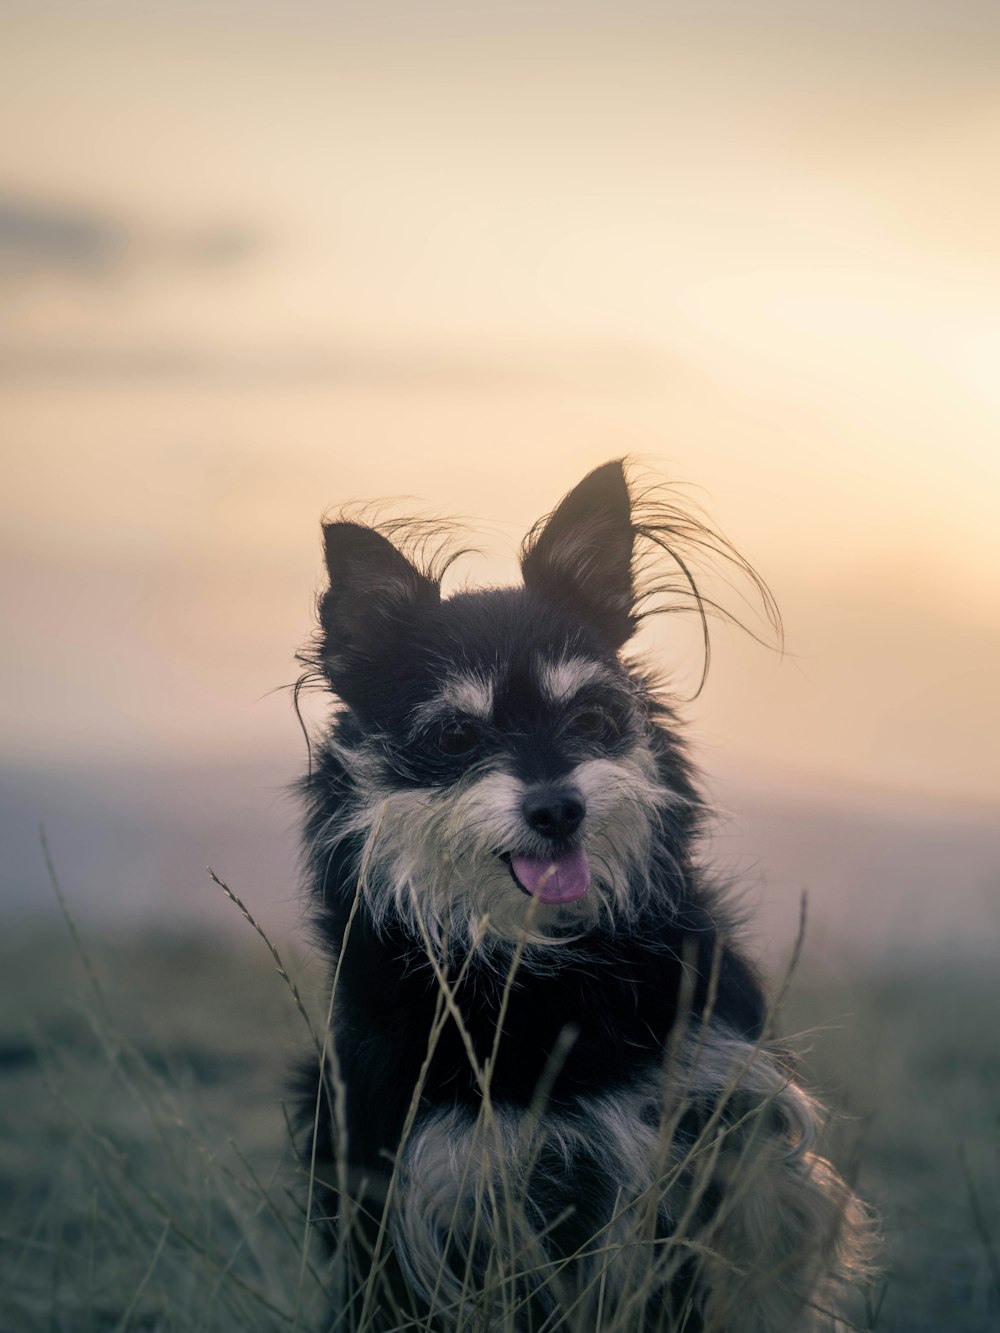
xmin=295 ymin=460 xmax=874 ymax=1331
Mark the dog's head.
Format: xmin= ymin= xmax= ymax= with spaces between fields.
xmin=306 ymin=461 xmax=768 ymax=953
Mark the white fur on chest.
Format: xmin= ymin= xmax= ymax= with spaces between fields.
xmin=383 ymin=1028 xmax=864 ymax=1332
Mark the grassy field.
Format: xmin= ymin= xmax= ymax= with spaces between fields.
xmin=2 ymin=912 xmax=998 ymax=1332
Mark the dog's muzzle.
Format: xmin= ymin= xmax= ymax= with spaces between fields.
xmin=502 ymin=784 xmax=591 ymax=905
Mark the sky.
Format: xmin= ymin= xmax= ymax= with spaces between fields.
xmin=1 ymin=0 xmax=999 ymax=806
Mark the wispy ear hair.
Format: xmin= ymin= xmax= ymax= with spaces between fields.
xmin=522 ymin=458 xmax=782 ymax=689
xmin=628 ymin=470 xmax=783 ymax=694
xmin=293 ymin=464 xmax=780 ymax=728
xmin=295 ymin=509 xmax=473 ymax=690
xmin=329 ymin=509 xmax=474 ymax=588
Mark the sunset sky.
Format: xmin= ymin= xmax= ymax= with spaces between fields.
xmin=2 ymin=1 xmax=998 ymax=805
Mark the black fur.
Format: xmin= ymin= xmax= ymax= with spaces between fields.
xmin=294 ymin=461 xmax=870 ymax=1332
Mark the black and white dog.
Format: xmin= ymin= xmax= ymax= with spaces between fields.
xmin=296 ymin=462 xmax=871 ymax=1331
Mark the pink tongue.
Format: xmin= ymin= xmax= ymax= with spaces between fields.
xmin=510 ymin=849 xmax=590 ymax=904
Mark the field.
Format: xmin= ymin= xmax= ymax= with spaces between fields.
xmin=2 ymin=909 xmax=998 ymax=1331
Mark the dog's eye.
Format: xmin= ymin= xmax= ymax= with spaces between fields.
xmin=437 ymin=720 xmax=480 ymax=756
xmin=573 ymin=709 xmax=615 ymax=741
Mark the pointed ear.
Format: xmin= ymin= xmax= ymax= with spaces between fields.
xmin=317 ymin=523 xmax=440 ymax=677
xmin=521 ymin=460 xmax=636 ymax=650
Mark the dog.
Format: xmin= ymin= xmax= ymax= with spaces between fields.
xmin=295 ymin=461 xmax=872 ymax=1331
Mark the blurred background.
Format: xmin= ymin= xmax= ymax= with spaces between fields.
xmin=2 ymin=0 xmax=997 ymax=961
xmin=3 ymin=4 xmax=1000 ymax=1329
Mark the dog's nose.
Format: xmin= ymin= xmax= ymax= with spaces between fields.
xmin=523 ymin=788 xmax=585 ymax=841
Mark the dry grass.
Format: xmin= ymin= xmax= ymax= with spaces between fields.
xmin=1 ymin=867 xmax=997 ymax=1331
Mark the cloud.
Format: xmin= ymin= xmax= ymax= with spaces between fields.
xmin=0 ymin=189 xmax=260 ymax=280
xmin=0 ymin=192 xmax=125 ymax=275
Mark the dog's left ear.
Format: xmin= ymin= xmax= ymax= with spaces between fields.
xmin=521 ymin=460 xmax=636 ymax=650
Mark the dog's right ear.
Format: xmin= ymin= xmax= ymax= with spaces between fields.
xmin=317 ymin=523 xmax=440 ymax=680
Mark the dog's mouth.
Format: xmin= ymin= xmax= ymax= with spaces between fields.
xmin=499 ymin=849 xmax=591 ymax=905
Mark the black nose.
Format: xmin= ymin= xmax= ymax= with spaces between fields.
xmin=522 ymin=787 xmax=585 ymax=841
